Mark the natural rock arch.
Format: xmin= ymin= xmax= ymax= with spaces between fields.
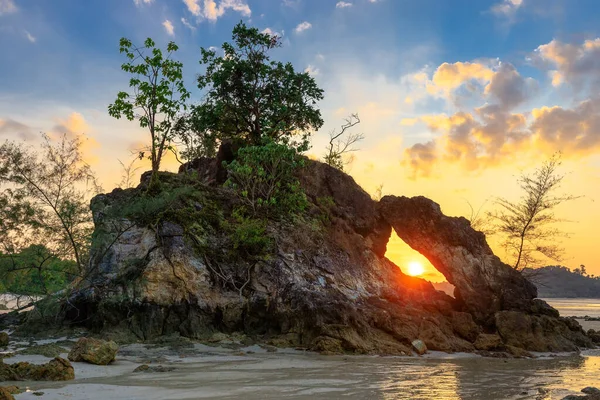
xmin=378 ymin=195 xmax=538 ymax=323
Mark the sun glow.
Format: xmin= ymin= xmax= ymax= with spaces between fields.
xmin=406 ymin=261 xmax=425 ymax=277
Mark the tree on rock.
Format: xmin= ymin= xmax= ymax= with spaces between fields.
xmin=108 ymin=38 xmax=190 ymax=185
xmin=189 ymin=22 xmax=324 ymax=152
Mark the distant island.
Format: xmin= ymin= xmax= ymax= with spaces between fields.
xmin=523 ymin=266 xmax=600 ymax=298
xmin=432 ymin=266 xmax=600 ymax=299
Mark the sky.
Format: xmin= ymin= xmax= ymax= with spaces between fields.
xmin=1 ymin=0 xmax=600 ymax=281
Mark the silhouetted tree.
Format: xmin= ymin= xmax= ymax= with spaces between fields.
xmin=324 ymin=113 xmax=364 ymax=171
xmin=488 ymin=153 xmax=579 ymax=270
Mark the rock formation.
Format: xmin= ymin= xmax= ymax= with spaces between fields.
xmin=378 ymin=195 xmax=538 ymax=323
xmin=0 ymin=357 xmax=74 ymax=381
xmin=65 ymin=152 xmax=594 ymax=355
xmin=68 ymin=338 xmax=118 ymax=365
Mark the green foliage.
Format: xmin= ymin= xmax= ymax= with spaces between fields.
xmin=191 ymin=21 xmax=324 ymax=151
xmin=0 ymin=245 xmax=78 ymax=296
xmin=0 ymin=134 xmax=97 ymax=274
xmin=108 ymin=37 xmax=190 ymax=176
xmin=225 ymin=141 xmax=308 ymax=218
xmin=316 ymin=196 xmax=336 ymax=225
xmin=228 ymin=212 xmax=272 ymax=258
xmin=115 ymin=186 xmax=196 ymax=227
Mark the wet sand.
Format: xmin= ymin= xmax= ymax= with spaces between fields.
xmin=2 ymin=338 xmax=600 ymax=400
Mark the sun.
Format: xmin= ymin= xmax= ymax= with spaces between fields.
xmin=406 ymin=261 xmax=425 ymax=277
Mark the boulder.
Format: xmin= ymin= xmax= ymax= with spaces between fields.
xmin=411 ymin=340 xmax=427 ymax=355
xmin=0 ymin=333 xmax=7 ymax=348
xmin=378 ymin=195 xmax=538 ymax=322
xmin=450 ymin=311 xmax=480 ymax=342
xmin=562 ymin=387 xmax=600 ymax=400
xmin=0 ymin=357 xmax=74 ymax=381
xmin=0 ymin=388 xmax=14 ymax=400
xmin=474 ymin=334 xmax=503 ymax=351
xmin=68 ymin=338 xmax=118 ymax=365
xmin=587 ymin=329 xmax=600 ymax=344
xmin=495 ymin=311 xmax=592 ymax=352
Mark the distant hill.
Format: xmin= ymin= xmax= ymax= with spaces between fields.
xmin=524 ymin=266 xmax=600 ymax=298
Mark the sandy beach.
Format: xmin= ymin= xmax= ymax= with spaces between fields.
xmin=1 ymin=335 xmax=599 ymax=400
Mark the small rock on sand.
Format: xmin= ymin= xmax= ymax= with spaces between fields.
xmin=411 ymin=340 xmax=427 ymax=355
xmin=68 ymin=337 xmax=118 ymax=365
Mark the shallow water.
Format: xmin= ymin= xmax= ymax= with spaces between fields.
xmin=544 ymin=298 xmax=600 ymax=318
xmin=6 ymin=345 xmax=600 ymax=400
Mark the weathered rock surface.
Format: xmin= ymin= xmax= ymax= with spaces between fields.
xmin=474 ymin=333 xmax=503 ymax=351
xmin=68 ymin=338 xmax=118 ymax=365
xmin=64 ymin=155 xmax=594 ymax=355
xmin=378 ymin=195 xmax=538 ymax=322
xmin=562 ymin=387 xmax=600 ymax=400
xmin=0 ymin=333 xmax=7 ymax=348
xmin=0 ymin=357 xmax=74 ymax=381
xmin=0 ymin=387 xmax=14 ymax=400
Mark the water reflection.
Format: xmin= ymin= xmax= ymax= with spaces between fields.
xmin=15 ymin=350 xmax=600 ymax=399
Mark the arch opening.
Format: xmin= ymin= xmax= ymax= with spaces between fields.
xmin=385 ymin=230 xmax=455 ymax=297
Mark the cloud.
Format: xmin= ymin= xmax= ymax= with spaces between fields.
xmin=491 ymin=0 xmax=523 ymax=17
xmin=427 ymin=62 xmax=495 ymax=94
xmin=530 ymin=99 xmax=600 ymax=156
xmin=484 ymin=62 xmax=537 ymax=109
xmin=305 ymin=65 xmax=319 ymax=76
xmin=24 ymin=30 xmax=36 ymax=43
xmin=183 ymin=0 xmax=201 ymax=16
xmin=181 ymin=17 xmax=195 ymax=30
xmin=295 ymin=21 xmax=312 ymax=33
xmin=0 ymin=0 xmax=16 ymax=15
xmin=532 ymin=38 xmax=600 ymax=93
xmin=336 ymin=2 xmax=353 ymax=8
xmin=0 ymin=118 xmax=35 ymax=140
xmin=50 ymin=112 xmax=101 ymax=164
xmin=202 ymin=0 xmax=251 ymax=21
xmin=261 ymin=27 xmax=283 ymax=37
xmin=162 ymin=19 xmax=175 ymax=36
xmin=133 ymin=0 xmax=153 ymax=6
xmin=403 ymin=141 xmax=437 ymax=179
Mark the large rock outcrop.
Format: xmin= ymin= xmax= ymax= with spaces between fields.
xmin=65 ymin=155 xmax=593 ymax=354
xmin=378 ymin=195 xmax=538 ymax=323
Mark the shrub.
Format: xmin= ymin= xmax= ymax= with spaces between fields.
xmin=224 ymin=142 xmax=308 ymax=219
xmin=229 ymin=212 xmax=272 ymax=258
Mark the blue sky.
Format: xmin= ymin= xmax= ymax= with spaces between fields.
xmin=2 ymin=0 xmax=600 ymax=274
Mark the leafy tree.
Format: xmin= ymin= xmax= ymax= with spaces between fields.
xmin=0 ymin=133 xmax=98 ymax=278
xmin=324 ymin=113 xmax=364 ymax=171
xmin=190 ymin=22 xmax=324 ymax=152
xmin=488 ymin=153 xmax=579 ymax=270
xmin=172 ymin=112 xmax=218 ymax=161
xmin=108 ymin=38 xmax=190 ymax=183
xmin=0 ymin=245 xmax=78 ymax=296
